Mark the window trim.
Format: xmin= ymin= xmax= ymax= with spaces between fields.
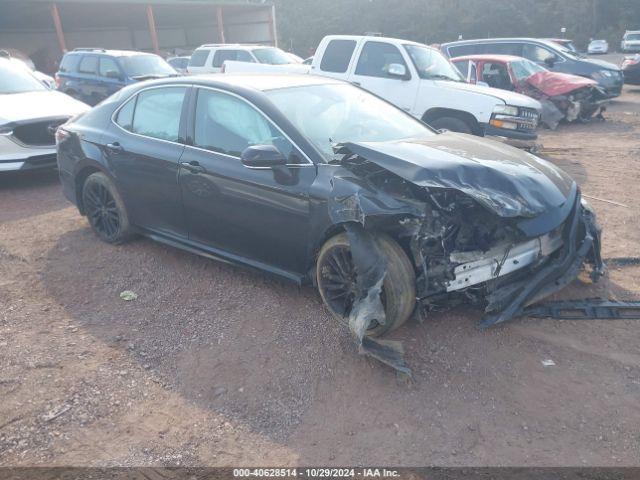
xmin=187 ymin=86 xmax=314 ymax=167
xmin=111 ymin=84 xmax=192 ymax=146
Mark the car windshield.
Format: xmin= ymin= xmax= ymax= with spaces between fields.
xmin=252 ymin=48 xmax=293 ymax=65
xmin=625 ymin=34 xmax=640 ymax=41
xmin=510 ymin=58 xmax=547 ymax=82
xmin=404 ymin=44 xmax=464 ymax=81
xmin=591 ymin=40 xmax=606 ymax=45
xmin=120 ymin=55 xmax=176 ymax=77
xmin=266 ymin=83 xmax=433 ymax=161
xmin=0 ymin=60 xmax=46 ymax=94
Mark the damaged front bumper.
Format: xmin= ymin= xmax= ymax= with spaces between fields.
xmin=476 ymin=193 xmax=604 ymax=328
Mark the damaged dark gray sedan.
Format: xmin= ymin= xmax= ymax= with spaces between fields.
xmin=57 ymin=74 xmax=604 ymax=352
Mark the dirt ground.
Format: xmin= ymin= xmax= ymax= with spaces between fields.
xmin=1 ymin=85 xmax=640 ymax=468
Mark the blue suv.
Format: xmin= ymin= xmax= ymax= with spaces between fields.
xmin=56 ymin=48 xmax=177 ymax=106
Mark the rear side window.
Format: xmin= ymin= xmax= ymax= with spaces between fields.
xmin=446 ymin=44 xmax=478 ymax=58
xmin=188 ymin=49 xmax=210 ymax=67
xmin=355 ymin=41 xmax=408 ymax=78
xmin=78 ymin=55 xmax=98 ymax=74
xmin=115 ymin=96 xmax=136 ymax=131
xmin=59 ymin=54 xmax=80 ymax=73
xmin=212 ymin=50 xmax=254 ymax=68
xmin=320 ymin=39 xmax=356 ymax=73
xmin=483 ymin=42 xmax=523 ymax=56
xmin=128 ymin=87 xmax=187 ymax=142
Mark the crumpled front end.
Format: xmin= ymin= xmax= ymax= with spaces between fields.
xmin=518 ymin=81 xmax=609 ymax=129
xmin=329 ymin=140 xmax=604 ymax=325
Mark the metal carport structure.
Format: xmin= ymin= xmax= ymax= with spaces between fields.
xmin=0 ymin=0 xmax=277 ymax=73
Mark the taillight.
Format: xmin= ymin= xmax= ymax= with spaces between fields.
xmin=221 ymin=63 xmax=226 ymax=73
xmin=55 ymin=74 xmax=61 ymax=88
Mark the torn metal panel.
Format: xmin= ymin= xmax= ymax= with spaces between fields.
xmin=539 ymin=98 xmax=565 ymax=130
xmin=524 ymin=299 xmax=640 ymax=320
xmin=480 ymin=192 xmax=604 ymax=328
xmin=343 ymin=223 xmax=412 ymax=377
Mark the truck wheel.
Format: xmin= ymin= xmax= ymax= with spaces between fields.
xmin=82 ymin=172 xmax=134 ymax=244
xmin=316 ymin=232 xmax=416 ymax=337
xmin=429 ymin=116 xmax=472 ymax=134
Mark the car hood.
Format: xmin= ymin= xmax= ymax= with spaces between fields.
xmin=0 ymin=91 xmax=89 ymax=124
xmin=435 ymin=80 xmax=542 ymax=110
xmin=525 ymin=71 xmax=597 ymax=96
xmin=337 ymin=132 xmax=575 ymax=219
xmin=583 ymin=57 xmax=620 ymax=71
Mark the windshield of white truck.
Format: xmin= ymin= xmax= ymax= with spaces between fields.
xmin=404 ymin=44 xmax=464 ymax=82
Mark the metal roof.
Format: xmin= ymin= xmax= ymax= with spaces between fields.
xmin=0 ymin=0 xmax=272 ymax=4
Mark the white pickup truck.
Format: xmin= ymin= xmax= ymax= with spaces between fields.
xmin=224 ymin=35 xmax=542 ymax=141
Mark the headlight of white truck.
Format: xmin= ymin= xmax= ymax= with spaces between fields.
xmin=489 ymin=105 xmax=537 ymax=131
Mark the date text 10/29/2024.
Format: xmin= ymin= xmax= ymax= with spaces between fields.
xmin=233 ymin=468 xmax=400 ymax=478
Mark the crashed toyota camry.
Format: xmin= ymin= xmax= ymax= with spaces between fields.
xmin=56 ymin=75 xmax=604 ymax=361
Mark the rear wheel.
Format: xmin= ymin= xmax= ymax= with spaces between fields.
xmin=82 ymin=172 xmax=133 ymax=244
xmin=429 ymin=116 xmax=473 ymax=134
xmin=316 ymin=232 xmax=416 ymax=337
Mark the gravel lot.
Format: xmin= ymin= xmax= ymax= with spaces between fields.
xmin=1 ymin=85 xmax=639 ymax=467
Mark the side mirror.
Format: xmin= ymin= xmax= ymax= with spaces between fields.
xmin=544 ymin=57 xmax=556 ymax=67
xmin=105 ymin=70 xmax=122 ymax=80
xmin=241 ymin=144 xmax=288 ymax=168
xmin=387 ymin=63 xmax=408 ymax=79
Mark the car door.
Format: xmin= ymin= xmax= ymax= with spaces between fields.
xmin=97 ymin=56 xmax=125 ymax=101
xmin=348 ymin=40 xmax=418 ymax=113
xmin=102 ymin=85 xmax=189 ymax=238
xmin=178 ymin=87 xmax=316 ymax=276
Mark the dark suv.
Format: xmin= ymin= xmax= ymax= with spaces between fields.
xmin=55 ymin=48 xmax=177 ymax=106
xmin=441 ymin=38 xmax=624 ymax=98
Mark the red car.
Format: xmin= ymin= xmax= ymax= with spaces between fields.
xmin=451 ymin=54 xmax=608 ymax=129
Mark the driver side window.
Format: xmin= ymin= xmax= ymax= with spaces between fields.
xmin=523 ymin=44 xmax=557 ymax=64
xmin=193 ymin=89 xmax=301 ymax=163
xmin=355 ymin=41 xmax=408 ymax=78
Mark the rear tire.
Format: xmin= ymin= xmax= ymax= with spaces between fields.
xmin=316 ymin=232 xmax=416 ymax=337
xmin=429 ymin=116 xmax=473 ymax=134
xmin=82 ymin=172 xmax=133 ymax=244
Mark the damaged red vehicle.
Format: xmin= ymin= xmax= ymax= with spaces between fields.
xmin=451 ymin=54 xmax=608 ymax=129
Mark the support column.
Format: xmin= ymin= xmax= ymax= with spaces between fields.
xmin=50 ymin=3 xmax=67 ymax=53
xmin=146 ymin=4 xmax=160 ymax=54
xmin=216 ymin=6 xmax=226 ymax=43
xmin=269 ymin=5 xmax=277 ymax=47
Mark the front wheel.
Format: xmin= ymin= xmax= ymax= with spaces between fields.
xmin=429 ymin=116 xmax=473 ymax=134
xmin=82 ymin=172 xmax=133 ymax=244
xmin=316 ymin=232 xmax=416 ymax=337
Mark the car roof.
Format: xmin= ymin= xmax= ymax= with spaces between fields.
xmin=67 ymin=49 xmax=156 ymax=57
xmin=190 ymin=73 xmax=343 ymax=91
xmin=196 ymin=44 xmax=265 ymax=50
xmin=322 ymin=34 xmax=432 ymax=49
xmin=442 ymin=37 xmax=561 ymax=49
xmin=451 ymin=54 xmax=523 ymax=63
